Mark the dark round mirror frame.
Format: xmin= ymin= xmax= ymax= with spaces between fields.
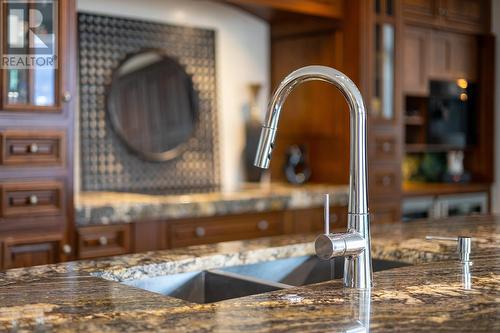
xmin=106 ymin=49 xmax=200 ymax=162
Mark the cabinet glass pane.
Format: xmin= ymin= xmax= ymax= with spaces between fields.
xmin=372 ymin=23 xmax=395 ymax=120
xmin=4 ymin=1 xmax=58 ymax=108
xmin=6 ymin=69 xmax=29 ymax=104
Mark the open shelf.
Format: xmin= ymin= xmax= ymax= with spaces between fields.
xmin=403 ymin=181 xmax=490 ymax=197
xmin=404 ymin=115 xmax=425 ymax=126
xmin=405 ymin=144 xmax=469 ymax=153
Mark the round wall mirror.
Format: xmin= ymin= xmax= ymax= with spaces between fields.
xmin=107 ymin=50 xmax=199 ymax=161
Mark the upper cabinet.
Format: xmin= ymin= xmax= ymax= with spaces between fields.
xmin=1 ymin=1 xmax=70 ymax=112
xmin=403 ymin=27 xmax=478 ymax=95
xmin=402 ymin=0 xmax=489 ymax=34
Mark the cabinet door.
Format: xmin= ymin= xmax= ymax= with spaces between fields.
xmin=440 ymin=0 xmax=486 ymax=33
xmin=430 ymin=31 xmax=477 ymax=81
xmin=2 ymin=234 xmax=62 ymax=269
xmin=403 ymin=26 xmax=430 ymax=95
xmin=403 ymin=0 xmax=438 ymax=24
xmin=429 ymin=31 xmax=453 ymax=80
xmin=1 ymin=1 xmax=68 ymax=111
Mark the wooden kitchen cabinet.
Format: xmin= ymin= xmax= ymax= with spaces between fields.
xmin=169 ymin=211 xmax=285 ymax=248
xmin=2 ymin=233 xmax=63 ymax=269
xmin=429 ymin=31 xmax=477 ymax=81
xmin=285 ymin=206 xmax=347 ymax=234
xmin=403 ymin=25 xmax=431 ymax=95
xmin=0 ymin=0 xmax=76 ymax=266
xmin=77 ymin=225 xmax=131 ymax=259
xmin=404 ymin=25 xmax=478 ymax=95
xmin=402 ymin=0 xmax=489 ymax=34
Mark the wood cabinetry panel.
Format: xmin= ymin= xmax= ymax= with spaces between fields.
xmin=403 ymin=26 xmax=430 ymax=95
xmin=402 ymin=0 xmax=488 ymax=33
xmin=370 ymin=201 xmax=401 ymax=224
xmin=285 ymin=206 xmax=347 ymax=234
xmin=0 ymin=130 xmax=65 ymax=166
xmin=77 ymin=225 xmax=131 ymax=259
xmin=0 ymin=181 xmax=64 ymax=218
xmin=170 ymin=211 xmax=284 ymax=248
xmin=430 ymin=31 xmax=477 ymax=81
xmin=369 ymin=164 xmax=401 ymax=196
xmin=2 ymin=233 xmax=62 ymax=269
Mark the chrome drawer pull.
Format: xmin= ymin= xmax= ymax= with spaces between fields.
xmin=195 ymin=227 xmax=206 ymax=237
xmin=99 ymin=236 xmax=108 ymax=246
xmin=257 ymin=220 xmax=269 ymax=231
xmin=29 ymin=195 xmax=38 ymax=205
xmin=29 ymin=143 xmax=39 ymax=153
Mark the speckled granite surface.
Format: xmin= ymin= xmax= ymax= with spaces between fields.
xmin=0 ymin=215 xmax=499 ymax=332
xmin=75 ymin=183 xmax=349 ymax=226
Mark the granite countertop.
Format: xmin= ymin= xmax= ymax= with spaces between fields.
xmin=0 ymin=215 xmax=499 ymax=332
xmin=75 ymin=183 xmax=350 ymax=226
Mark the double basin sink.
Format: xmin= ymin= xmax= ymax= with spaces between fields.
xmin=123 ymin=256 xmax=409 ymax=304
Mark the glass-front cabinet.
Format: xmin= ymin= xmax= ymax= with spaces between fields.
xmin=1 ymin=0 xmax=62 ymax=111
xmin=371 ymin=0 xmax=397 ymax=124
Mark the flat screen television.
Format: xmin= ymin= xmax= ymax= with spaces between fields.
xmin=428 ymin=80 xmax=477 ymax=147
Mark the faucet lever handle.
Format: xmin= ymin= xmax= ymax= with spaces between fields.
xmin=324 ymin=194 xmax=330 ymax=235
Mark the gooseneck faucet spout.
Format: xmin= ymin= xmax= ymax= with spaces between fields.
xmin=254 ymin=65 xmax=372 ymax=289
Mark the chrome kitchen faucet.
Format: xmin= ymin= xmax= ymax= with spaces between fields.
xmin=254 ymin=65 xmax=372 ymax=289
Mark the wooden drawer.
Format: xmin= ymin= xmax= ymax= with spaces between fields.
xmin=286 ymin=206 xmax=347 ymax=234
xmin=370 ymin=133 xmax=399 ymax=161
xmin=0 ymin=131 xmax=65 ymax=166
xmin=0 ymin=181 xmax=64 ymax=218
xmin=2 ymin=233 xmax=63 ymax=270
xmin=170 ymin=211 xmax=284 ymax=248
xmin=370 ymin=201 xmax=401 ymax=224
xmin=369 ymin=164 xmax=401 ymax=196
xmin=78 ymin=225 xmax=131 ymax=259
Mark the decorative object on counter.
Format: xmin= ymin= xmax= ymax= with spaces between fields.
xmin=284 ymin=145 xmax=311 ymax=185
xmin=254 ymin=65 xmax=372 ymax=289
xmin=443 ymin=150 xmax=470 ymax=183
xmin=243 ymin=83 xmax=264 ymax=182
xmin=79 ymin=13 xmax=219 ymax=194
xmin=107 ymin=50 xmax=199 ymax=162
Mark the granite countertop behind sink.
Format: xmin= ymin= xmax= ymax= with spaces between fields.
xmin=75 ymin=183 xmax=349 ymax=226
xmin=0 ymin=215 xmax=498 ymax=332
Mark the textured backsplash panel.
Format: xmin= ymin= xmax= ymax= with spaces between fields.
xmin=78 ymin=13 xmax=219 ymax=194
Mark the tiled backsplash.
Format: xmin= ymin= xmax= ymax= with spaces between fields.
xmin=78 ymin=13 xmax=219 ymax=194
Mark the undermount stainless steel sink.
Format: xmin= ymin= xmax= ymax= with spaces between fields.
xmin=122 ymin=269 xmax=290 ymax=304
xmin=220 ymin=256 xmax=411 ymax=287
xmin=122 ymin=256 xmax=410 ymax=304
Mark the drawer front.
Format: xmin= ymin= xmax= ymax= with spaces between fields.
xmin=369 ymin=164 xmax=401 ymax=196
xmin=371 ymin=201 xmax=401 ymax=224
xmin=370 ymin=133 xmax=398 ymax=161
xmin=287 ymin=206 xmax=347 ymax=234
xmin=78 ymin=225 xmax=131 ymax=259
xmin=170 ymin=212 xmax=284 ymax=248
xmin=0 ymin=131 xmax=65 ymax=166
xmin=0 ymin=181 xmax=64 ymax=218
xmin=2 ymin=233 xmax=63 ymax=270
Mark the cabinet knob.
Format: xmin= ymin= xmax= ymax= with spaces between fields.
xmin=257 ymin=220 xmax=269 ymax=231
xmin=29 ymin=143 xmax=39 ymax=153
xmin=382 ymin=141 xmax=391 ymax=153
xmin=29 ymin=195 xmax=38 ymax=205
xmin=62 ymin=91 xmax=72 ymax=103
xmin=62 ymin=244 xmax=72 ymax=254
xmin=195 ymin=227 xmax=206 ymax=237
xmin=99 ymin=236 xmax=108 ymax=246
xmin=382 ymin=176 xmax=392 ymax=187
